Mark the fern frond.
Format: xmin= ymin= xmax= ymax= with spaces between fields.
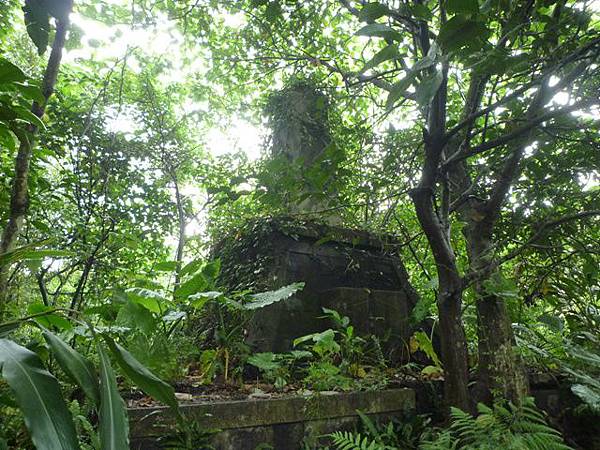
xmin=329 ymin=431 xmax=387 ymax=450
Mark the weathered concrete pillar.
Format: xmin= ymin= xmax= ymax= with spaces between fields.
xmin=265 ymin=81 xmax=340 ymax=223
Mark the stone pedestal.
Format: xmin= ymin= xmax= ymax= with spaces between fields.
xmin=214 ymin=218 xmax=418 ymax=360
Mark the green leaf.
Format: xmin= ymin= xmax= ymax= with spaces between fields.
xmin=356 ymin=23 xmax=403 ymax=41
xmin=175 ymin=271 xmax=209 ymax=299
xmin=293 ymin=329 xmax=340 ymax=356
xmin=154 ymin=261 xmax=178 ymax=272
xmin=244 ymin=282 xmax=305 ymax=310
xmin=359 ymin=3 xmax=390 ymax=22
xmin=97 ymin=344 xmax=129 ymax=450
xmin=412 ymin=44 xmax=438 ymax=71
xmin=247 ymin=352 xmax=281 ymax=372
xmin=13 ymin=105 xmax=45 ymax=130
xmin=0 ymin=58 xmax=27 ymax=83
xmin=265 ymin=2 xmax=282 ymax=22
xmin=126 ymin=288 xmax=167 ymax=314
xmin=13 ymin=82 xmax=45 ymax=103
xmin=42 ymin=329 xmax=100 ymax=405
xmin=201 ymin=259 xmax=221 ymax=282
xmin=180 ymin=258 xmax=203 ymax=277
xmin=361 ymin=44 xmax=400 ymax=73
xmin=411 ymin=331 xmax=442 ymax=367
xmin=571 ymin=384 xmax=600 ymax=411
xmin=0 ymin=241 xmax=58 ymax=266
xmin=0 ymin=339 xmax=79 ymax=450
xmin=116 ymin=300 xmax=156 ymax=334
xmin=188 ymin=291 xmax=223 ymax=310
xmin=415 ymin=69 xmax=443 ymax=107
xmin=385 ymin=74 xmax=415 ymax=110
xmin=0 ymin=125 xmax=17 ymax=152
xmin=23 ymin=0 xmax=51 ymax=56
xmin=27 ymin=303 xmax=73 ymax=331
xmin=0 ymin=322 xmax=21 ymax=338
xmin=103 ymin=336 xmax=179 ymax=412
xmin=447 ymin=0 xmax=479 ymax=15
xmin=410 ymin=4 xmax=433 ymax=20
xmin=437 ymin=16 xmax=488 ymax=53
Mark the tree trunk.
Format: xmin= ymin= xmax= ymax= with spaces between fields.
xmin=467 ymin=230 xmax=528 ymax=404
xmin=172 ymin=176 xmax=186 ymax=294
xmin=411 ymin=186 xmax=470 ymax=411
xmin=0 ymin=15 xmax=70 ymax=320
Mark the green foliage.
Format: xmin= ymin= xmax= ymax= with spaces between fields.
xmin=247 ymin=350 xmax=311 ymax=388
xmin=97 ymin=345 xmax=129 ymax=450
xmin=0 ymin=338 xmax=79 ymax=450
xmin=0 ymin=308 xmax=182 ymax=449
xmin=328 ymin=399 xmax=571 ymax=450
xmin=421 ymin=398 xmax=573 ymax=450
xmin=43 ymin=328 xmax=100 ymax=406
xmin=244 ymin=282 xmax=305 ymax=310
xmin=329 ymin=431 xmax=389 ymax=450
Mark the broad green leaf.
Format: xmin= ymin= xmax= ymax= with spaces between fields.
xmin=97 ymin=344 xmax=129 ymax=450
xmin=42 ymin=329 xmax=100 ymax=405
xmin=247 ymin=352 xmax=280 ymax=371
xmin=361 ymin=44 xmax=400 ymax=73
xmin=293 ymin=329 xmax=340 ymax=356
xmin=447 ymin=0 xmax=479 ymax=15
xmin=23 ymin=0 xmax=50 ymax=55
xmin=13 ymin=82 xmax=45 ymax=103
xmin=437 ymin=16 xmax=488 ymax=52
xmin=126 ymin=288 xmax=167 ymax=314
xmin=359 ymin=3 xmax=390 ymax=22
xmin=104 ymin=336 xmax=179 ymax=412
xmin=180 ymin=258 xmax=203 ymax=277
xmin=21 ymin=249 xmax=74 ymax=259
xmin=0 ymin=57 xmax=27 ymax=83
xmin=27 ymin=303 xmax=73 ymax=331
xmin=415 ymin=69 xmax=443 ymax=107
xmin=0 ymin=322 xmax=21 ymax=338
xmin=201 ymin=259 xmax=221 ymax=282
xmin=412 ymin=43 xmax=438 ymax=71
xmin=410 ymin=331 xmax=442 ymax=367
xmin=356 ymin=23 xmax=403 ymax=41
xmin=13 ymin=105 xmax=45 ymax=130
xmin=0 ymin=339 xmax=79 ymax=450
xmin=410 ymin=4 xmax=433 ymax=20
xmin=571 ymin=384 xmax=600 ymax=411
xmin=154 ymin=261 xmax=178 ymax=272
xmin=0 ymin=241 xmax=62 ymax=266
xmin=189 ymin=291 xmax=223 ymax=309
xmin=116 ymin=300 xmax=156 ymax=334
xmin=386 ymin=74 xmax=415 ymax=110
xmin=175 ymin=271 xmax=208 ymax=299
xmin=244 ymin=282 xmax=305 ymax=310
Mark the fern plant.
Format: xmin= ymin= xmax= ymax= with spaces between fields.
xmin=329 ymin=431 xmax=393 ymax=450
xmin=327 ymin=399 xmax=571 ymax=450
xmin=420 ymin=398 xmax=573 ymax=450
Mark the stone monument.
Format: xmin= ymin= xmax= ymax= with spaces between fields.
xmin=214 ymin=82 xmax=418 ymax=361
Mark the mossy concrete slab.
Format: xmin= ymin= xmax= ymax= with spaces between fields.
xmin=130 ymin=388 xmax=415 ymax=449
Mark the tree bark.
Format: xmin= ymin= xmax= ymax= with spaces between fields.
xmin=0 ymin=14 xmax=71 ymax=320
xmin=173 ymin=175 xmax=186 ymax=293
xmin=466 ymin=226 xmax=528 ymax=404
xmin=411 ymin=187 xmax=471 ymax=411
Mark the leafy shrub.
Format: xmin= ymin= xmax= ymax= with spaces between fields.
xmin=327 ymin=398 xmax=571 ymax=450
